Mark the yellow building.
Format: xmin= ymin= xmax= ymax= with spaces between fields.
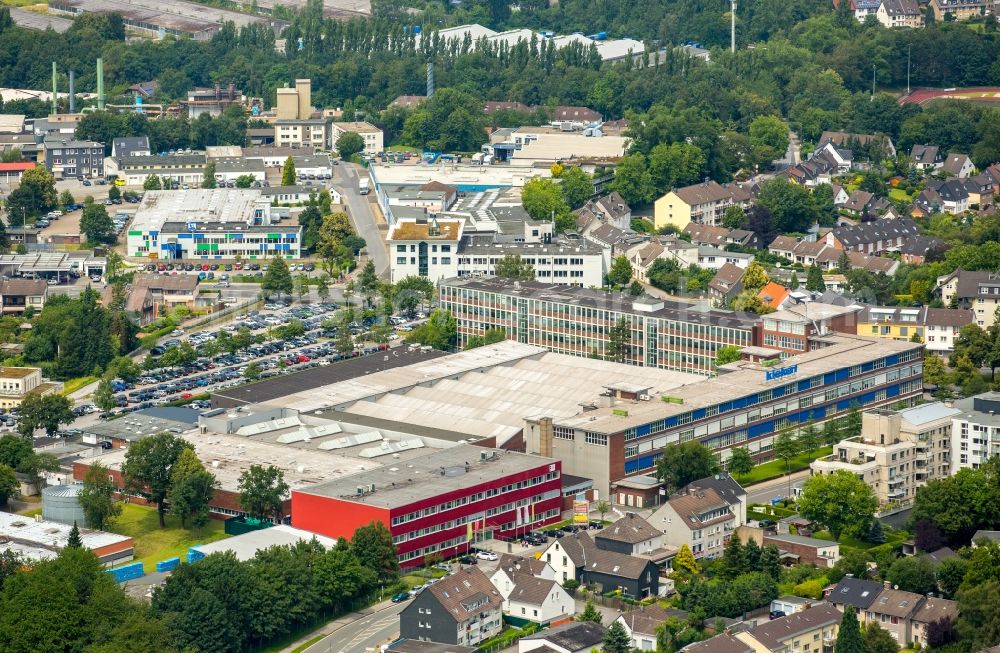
xmin=653 ymin=180 xmax=753 ymax=231
xmin=856 ymin=306 xmax=973 ymax=354
xmin=735 ymin=603 xmax=841 ymax=653
xmin=0 ymin=367 xmax=63 ymax=410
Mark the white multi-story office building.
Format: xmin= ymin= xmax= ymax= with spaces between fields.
xmin=951 ymin=392 xmax=1000 ymax=473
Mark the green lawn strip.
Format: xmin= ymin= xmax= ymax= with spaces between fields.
xmin=290 ymin=635 xmax=325 ymax=653
xmin=61 ymin=376 xmax=98 ymax=396
xmin=735 ymin=447 xmax=833 ymax=486
xmin=888 ymin=188 xmax=912 ymax=202
xmin=109 ymin=503 xmax=229 ymax=570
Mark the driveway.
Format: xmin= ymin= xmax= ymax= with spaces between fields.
xmin=333 ymin=164 xmax=388 ymax=278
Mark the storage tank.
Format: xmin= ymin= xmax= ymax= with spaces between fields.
xmin=42 ymin=484 xmax=86 ymax=526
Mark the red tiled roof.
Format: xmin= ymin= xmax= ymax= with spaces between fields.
xmin=0 ymin=163 xmax=35 ymax=172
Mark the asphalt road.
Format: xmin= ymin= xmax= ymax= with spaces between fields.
xmin=333 ymin=164 xmax=388 ymax=278
xmin=745 ymin=469 xmax=809 ymax=505
xmin=302 ymin=602 xmax=407 ymax=653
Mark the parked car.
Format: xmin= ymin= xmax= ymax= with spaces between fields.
xmin=475 ymin=551 xmax=498 ymax=561
xmin=391 ymin=592 xmax=411 ymax=603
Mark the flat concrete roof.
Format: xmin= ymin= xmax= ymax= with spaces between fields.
xmin=0 ymin=510 xmax=132 ymax=554
xmin=370 ymin=163 xmax=551 ymax=189
xmin=9 ymin=7 xmax=72 ymax=33
xmin=0 ymin=366 xmax=38 ymax=379
xmin=192 ymin=525 xmax=336 ymax=561
xmin=507 ymin=131 xmax=629 ymax=161
xmin=131 ymin=189 xmax=263 ymax=232
xmin=82 ymin=409 xmax=199 ymax=442
xmin=555 ymin=334 xmax=923 ymax=434
xmin=295 ymin=443 xmax=557 ymax=509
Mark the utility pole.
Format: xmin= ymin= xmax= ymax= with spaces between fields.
xmin=907 ymin=45 xmax=911 ymax=96
xmin=871 ymin=64 xmax=876 ymax=101
xmin=731 ymin=0 xmax=737 ymax=53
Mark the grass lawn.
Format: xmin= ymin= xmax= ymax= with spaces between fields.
xmin=812 ymin=528 xmax=909 ymax=552
xmin=290 ymin=635 xmax=325 ymax=653
xmin=735 ymin=447 xmax=833 ymax=486
xmin=61 ymin=376 xmax=98 ymax=396
xmin=109 ymin=503 xmax=229 ymax=570
xmin=888 ymin=188 xmax=912 ymax=202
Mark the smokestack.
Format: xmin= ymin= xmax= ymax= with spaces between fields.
xmin=51 ymin=62 xmax=58 ymax=115
xmin=69 ymin=70 xmax=76 ymax=113
xmin=96 ymin=58 xmax=105 ymax=110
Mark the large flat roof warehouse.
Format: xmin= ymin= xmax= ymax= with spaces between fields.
xmin=555 ymin=334 xmax=923 ymax=434
xmin=507 ymin=128 xmax=630 ymax=161
xmin=131 ymin=189 xmax=264 ymax=232
xmin=295 ymin=444 xmax=557 ymax=509
xmin=9 ymin=8 xmax=73 ymax=33
xmin=369 ymin=162 xmax=551 ymax=191
xmin=49 ymin=0 xmax=275 ymax=33
xmin=243 ymin=0 xmax=371 ymax=17
xmin=270 ymin=341 xmax=703 ymax=445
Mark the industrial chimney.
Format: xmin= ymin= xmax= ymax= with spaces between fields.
xmin=96 ymin=58 xmax=105 ymax=110
xmin=69 ymin=70 xmax=76 ymax=113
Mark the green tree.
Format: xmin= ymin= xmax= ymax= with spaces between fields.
xmin=465 ymin=328 xmax=507 ymax=350
xmin=806 ymin=264 xmax=825 ymax=292
xmin=715 ymin=345 xmax=742 ymax=366
xmin=261 ymin=256 xmax=293 ymax=299
xmin=603 ymin=620 xmax=631 ymax=653
xmin=80 ymin=203 xmax=116 ymax=244
xmin=335 ymin=316 xmax=355 ymax=356
xmin=59 ymin=189 xmax=75 ymax=208
xmin=237 ymin=464 xmax=289 ymax=524
xmin=351 ymin=521 xmax=399 ymax=582
xmin=357 ymin=260 xmax=380 ymax=307
xmin=867 ymin=519 xmax=886 ymax=545
xmin=0 ymin=464 xmax=17 ymax=506
xmin=16 ymin=392 xmax=74 ymax=438
xmin=862 ymin=622 xmax=899 ymax=653
xmin=316 ymin=275 xmax=330 ymax=302
xmin=143 ymin=174 xmax=162 ymax=191
xmin=607 ymin=256 xmax=633 ymax=288
xmin=522 ymin=177 xmax=570 ymax=225
xmin=936 ymin=556 xmax=969 ymax=598
xmin=789 ymin=272 xmax=800 ymax=290
xmin=609 ymin=153 xmax=654 ymax=206
xmin=594 ymin=499 xmax=611 ymax=522
xmin=798 ymin=421 xmax=820 ymax=454
xmin=757 ymin=177 xmax=818 ymax=234
xmin=722 ymin=205 xmax=746 ymax=229
xmin=336 ymin=131 xmax=365 ymax=160
xmin=494 ymin=254 xmax=535 ymax=281
xmin=822 ymin=419 xmax=842 ymax=447
xmin=405 ymin=309 xmax=457 ymax=351
xmin=66 ymin=522 xmax=82 ymax=549
xmin=122 ymin=432 xmax=191 ymax=527
xmin=886 ymin=556 xmax=938 ymax=595
xmin=5 ymin=165 xmax=57 ymax=224
xmin=956 ymin=581 xmax=1000 ymax=651
xmin=107 ymin=185 xmax=121 ymax=201
xmin=798 ymin=470 xmax=878 ymax=540
xmin=559 ymin=166 xmax=593 ymax=209
xmin=244 ymin=362 xmax=261 ymax=380
xmin=727 ymin=447 xmax=754 ymax=479
xmin=79 ymin=461 xmax=121 ymax=530
xmin=772 ymin=429 xmax=801 ymax=478
xmin=234 ymin=174 xmax=255 ymax=188
xmin=741 ymin=260 xmax=770 ymax=292
xmin=760 ymin=544 xmax=782 ymax=580
xmin=94 ymin=378 xmax=117 ymax=414
xmin=578 ymin=600 xmax=603 ymax=624
xmin=168 ymin=448 xmax=216 ymax=528
xmin=656 ymin=441 xmax=721 ymax=494
xmin=720 ymin=533 xmax=746 ymax=580
xmin=836 ymin=606 xmax=866 ymax=653
xmin=281 ymin=156 xmax=296 ymax=186
xmin=749 ymin=115 xmax=790 ymax=169
xmin=201 ymin=161 xmax=217 ymax=189
xmin=607 ymin=317 xmax=631 ymax=363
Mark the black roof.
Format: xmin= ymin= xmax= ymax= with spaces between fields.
xmin=832 ymin=218 xmax=920 ymax=247
xmin=829 ymin=577 xmax=884 ymax=609
xmin=681 ymin=472 xmax=747 ymax=503
xmin=523 ymin=621 xmax=606 ymax=651
xmin=211 ymin=347 xmax=447 ymax=408
xmin=133 ymin=406 xmax=201 ymax=425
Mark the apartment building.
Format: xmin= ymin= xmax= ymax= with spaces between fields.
xmin=0 ymin=279 xmax=47 ymax=315
xmin=736 ymin=603 xmax=842 ymax=653
xmin=386 ymin=217 xmax=463 ymax=282
xmin=936 ymin=269 xmax=1000 ymax=329
xmin=399 ymin=567 xmax=502 ymax=646
xmin=653 ymin=180 xmax=753 ymax=230
xmin=106 ymin=153 xmax=207 ymax=187
xmin=811 ymin=403 xmax=958 ymax=506
xmin=649 ymin=487 xmax=740 ymax=560
xmin=43 ymin=138 xmax=104 ymax=179
xmin=439 ymin=277 xmax=758 ymax=375
xmin=876 ymin=0 xmax=923 ymax=27
xmin=331 ymin=121 xmax=383 ymax=156
xmin=0 ymin=367 xmax=61 ymax=410
xmin=931 ymin=0 xmax=994 ymax=21
xmin=856 ymin=306 xmax=974 ymax=353
xmin=274 ymin=119 xmax=330 ymax=149
xmin=950 ymin=392 xmax=1000 ymax=473
xmin=828 ymin=578 xmax=958 ymax=645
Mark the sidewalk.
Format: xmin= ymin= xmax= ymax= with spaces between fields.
xmin=277 ymin=599 xmax=395 ymax=653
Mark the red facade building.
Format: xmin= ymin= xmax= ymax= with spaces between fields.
xmin=292 ymin=445 xmax=562 ymax=568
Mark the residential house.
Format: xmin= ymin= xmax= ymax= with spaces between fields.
xmin=758 ymin=282 xmax=791 ymax=311
xmin=519 ymin=621 xmax=605 ymax=653
xmin=736 ymin=603 xmax=842 ymax=653
xmin=650 ymin=487 xmax=739 ymax=560
xmin=831 ymin=184 xmax=851 ymax=206
xmin=595 ymin=513 xmax=664 ymax=556
xmin=43 ymin=137 xmax=104 ymax=179
xmin=506 ymin=575 xmax=573 ymax=623
xmin=398 ymin=567 xmax=502 ymax=646
xmin=539 ymin=531 xmax=661 ymax=597
xmin=331 ymin=121 xmax=384 ymax=156
xmin=653 ymin=180 xmax=754 ymax=230
xmin=833 ymin=0 xmax=883 ymax=21
xmin=684 ymin=224 xmax=731 ymax=247
xmin=950 ymin=393 xmax=1000 ymax=473
xmin=628 ymin=240 xmax=669 ymax=284
xmin=390 ymin=95 xmax=426 ymax=109
xmin=827 ymin=577 xmax=885 ymax=613
xmin=483 ymin=101 xmax=533 ymax=114
xmin=709 ymin=262 xmax=746 ymax=306
xmin=965 ymin=174 xmax=994 ymax=209
xmin=972 ymin=530 xmax=1000 ymax=546
xmin=828 ymin=218 xmax=921 ymax=255
xmin=911 ymin=598 xmax=959 ymax=648
xmin=863 ymin=588 xmax=924 ymax=643
xmin=819 ymin=131 xmax=896 ymax=160
xmin=684 ymin=634 xmax=755 ymax=653
xmin=856 ymin=306 xmax=974 ymax=352
xmin=936 ymin=269 xmax=1000 ymax=328
xmin=876 ymin=0 xmax=923 ymax=27
xmin=275 ymin=119 xmax=330 ymax=149
xmin=898 ymin=235 xmax=948 ymax=265
xmin=786 ymin=154 xmax=837 ymax=187
xmin=768 ymin=236 xmax=899 ymax=275
xmin=985 ymin=163 xmax=1000 ymax=194
xmin=101 ymin=282 xmax=156 ymax=326
xmin=809 ymin=142 xmax=853 ymax=173
xmin=0 ymin=279 xmax=47 ymax=315
xmin=930 ymin=0 xmax=992 ymax=22
xmin=125 ymin=81 xmax=157 ymax=98
xmin=682 ymin=473 xmax=748 ymax=526
xmin=580 ymin=192 xmax=631 ymax=230
xmin=0 ymin=367 xmax=62 ymax=410
xmin=942 ymin=153 xmax=975 ymax=178
xmin=132 ymin=274 xmax=201 ymax=311
xmin=920 ymin=179 xmax=970 ymax=213
xmin=771 ymin=595 xmax=818 ymax=617
xmin=812 ymin=403 xmax=959 ymax=505
xmin=489 ymin=554 xmax=555 ymax=600
xmin=910 ymin=145 xmax=943 ymax=171
xmin=386 ymin=218 xmax=464 ymax=284
xmin=762 ymin=533 xmax=840 ymax=567
xmin=616 ymin=605 xmax=691 ymax=651
xmin=552 ymin=106 xmax=602 ymax=123
xmin=111 ymin=136 xmax=150 ymax=159
xmin=697 ymin=246 xmax=754 ymax=271
xmin=842 ymin=190 xmax=875 ymax=217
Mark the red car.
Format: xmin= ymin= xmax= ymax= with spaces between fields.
xmin=297 ymin=354 xmax=310 ymax=363
xmin=201 ymin=264 xmax=210 ymax=271
xmin=181 ymin=392 xmax=193 ymax=399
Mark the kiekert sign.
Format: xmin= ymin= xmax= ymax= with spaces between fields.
xmin=765 ymin=364 xmax=798 ymax=382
